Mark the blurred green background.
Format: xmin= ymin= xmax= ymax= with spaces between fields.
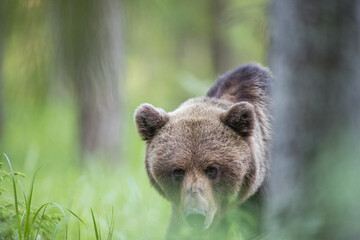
xmin=0 ymin=0 xmax=268 ymax=238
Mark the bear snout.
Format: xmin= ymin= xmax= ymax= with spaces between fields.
xmin=185 ymin=211 xmax=206 ymax=230
xmin=183 ymin=192 xmax=218 ymax=230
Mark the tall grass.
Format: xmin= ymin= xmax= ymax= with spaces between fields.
xmin=0 ymin=149 xmax=258 ymax=240
xmin=0 ymin=103 xmax=256 ymax=239
xmin=1 ymin=153 xmax=68 ymax=239
xmin=0 ymin=152 xmax=171 ymax=239
xmin=0 ymin=154 xmax=85 ymax=239
xmin=90 ymin=207 xmax=116 ymax=240
xmin=3 ymin=153 xmax=22 ymax=237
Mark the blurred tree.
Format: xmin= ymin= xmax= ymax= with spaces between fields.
xmin=209 ymin=0 xmax=231 ymax=74
xmin=0 ymin=0 xmax=9 ymax=140
xmin=209 ymin=0 xmax=268 ymax=74
xmin=266 ymin=0 xmax=360 ymax=239
xmin=0 ymin=19 xmax=3 ymax=140
xmin=53 ymin=0 xmax=124 ymax=163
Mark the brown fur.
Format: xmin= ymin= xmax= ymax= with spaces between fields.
xmin=134 ymin=64 xmax=272 ymax=236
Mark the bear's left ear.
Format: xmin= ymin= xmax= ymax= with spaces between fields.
xmin=220 ymin=102 xmax=255 ymax=137
xmin=134 ymin=103 xmax=169 ymax=141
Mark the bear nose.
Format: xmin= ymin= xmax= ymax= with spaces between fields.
xmin=185 ymin=211 xmax=206 ymax=229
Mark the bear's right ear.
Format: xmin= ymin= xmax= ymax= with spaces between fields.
xmin=134 ymin=103 xmax=169 ymax=141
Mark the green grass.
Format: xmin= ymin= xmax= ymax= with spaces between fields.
xmin=0 ymin=152 xmax=171 ymax=239
xmin=0 ymin=99 xmax=170 ymax=239
xmin=0 ymin=101 xmax=257 ymax=239
xmin=0 ymin=153 xmax=63 ymax=239
xmin=0 ymin=152 xmax=259 ymax=240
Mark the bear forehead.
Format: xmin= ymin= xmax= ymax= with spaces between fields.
xmin=148 ymin=108 xmax=249 ymax=168
xmin=148 ymin=126 xmax=249 ymax=174
xmin=163 ymin=98 xmax=240 ymax=150
xmin=169 ymin=97 xmax=232 ymax=120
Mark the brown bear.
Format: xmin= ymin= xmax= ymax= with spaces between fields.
xmin=134 ymin=64 xmax=272 ymax=238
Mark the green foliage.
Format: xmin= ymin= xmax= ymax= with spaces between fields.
xmin=0 ymin=0 xmax=268 ymax=239
xmin=0 ymin=154 xmax=63 ymax=239
xmin=0 ymin=153 xmax=258 ymax=239
xmin=0 ymin=149 xmax=171 ymax=239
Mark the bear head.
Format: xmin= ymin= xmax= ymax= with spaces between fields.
xmin=134 ymin=64 xmax=272 ymax=230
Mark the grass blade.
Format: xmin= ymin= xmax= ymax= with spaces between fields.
xmin=91 ymin=209 xmax=101 ymax=240
xmin=50 ymin=202 xmax=68 ymax=239
xmin=67 ymin=208 xmax=87 ymax=229
xmin=106 ymin=207 xmax=116 ymax=240
xmin=17 ymin=179 xmax=27 ymax=229
xmin=32 ymin=203 xmax=50 ymax=226
xmin=35 ymin=202 xmax=68 ymax=239
xmin=35 ymin=203 xmax=50 ymax=239
xmin=78 ymin=222 xmax=81 ymax=240
xmin=23 ymin=167 xmax=41 ymax=238
xmin=17 ymin=179 xmax=27 ymax=207
xmin=2 ymin=153 xmax=22 ymax=237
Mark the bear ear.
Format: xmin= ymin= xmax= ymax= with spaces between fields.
xmin=220 ymin=102 xmax=255 ymax=137
xmin=134 ymin=103 xmax=169 ymax=141
xmin=207 ymin=64 xmax=271 ymax=104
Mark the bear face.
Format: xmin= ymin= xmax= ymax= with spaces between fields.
xmin=135 ymin=64 xmax=272 ymax=232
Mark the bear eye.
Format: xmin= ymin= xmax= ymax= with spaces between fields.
xmin=173 ymin=168 xmax=185 ymax=181
xmin=205 ymin=166 xmax=218 ymax=180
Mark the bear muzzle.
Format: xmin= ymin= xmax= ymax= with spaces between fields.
xmin=183 ymin=191 xmax=217 ymax=230
xmin=185 ymin=209 xmax=207 ymax=229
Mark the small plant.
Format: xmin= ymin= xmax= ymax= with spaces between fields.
xmin=0 ymin=153 xmax=119 ymax=239
xmin=0 ymin=153 xmax=82 ymax=239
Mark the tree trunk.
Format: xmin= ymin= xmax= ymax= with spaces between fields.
xmin=0 ymin=42 xmax=3 ymax=140
xmin=0 ymin=1 xmax=4 ymax=140
xmin=209 ymin=0 xmax=232 ymax=74
xmin=53 ymin=0 xmax=124 ymax=163
xmin=265 ymin=0 xmax=360 ymax=239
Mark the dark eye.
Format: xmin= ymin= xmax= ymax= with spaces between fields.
xmin=205 ymin=166 xmax=218 ymax=180
xmin=173 ymin=168 xmax=185 ymax=181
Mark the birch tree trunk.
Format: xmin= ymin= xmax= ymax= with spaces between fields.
xmin=265 ymin=0 xmax=360 ymax=239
